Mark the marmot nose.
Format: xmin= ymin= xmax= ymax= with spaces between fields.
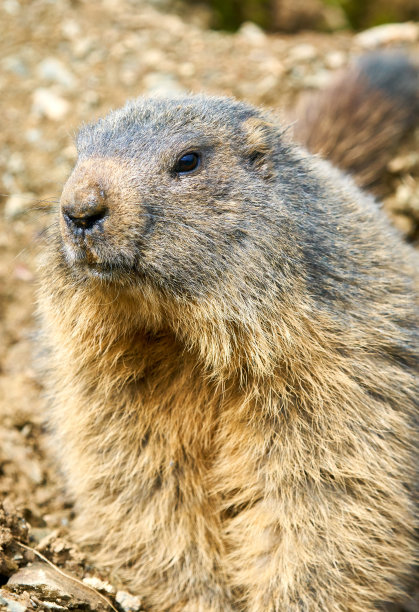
xmin=62 ymin=191 xmax=108 ymax=233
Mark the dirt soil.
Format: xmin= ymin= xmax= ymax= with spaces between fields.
xmin=0 ymin=1 xmax=418 ymax=610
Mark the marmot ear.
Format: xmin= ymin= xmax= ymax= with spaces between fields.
xmin=241 ymin=117 xmax=276 ymax=180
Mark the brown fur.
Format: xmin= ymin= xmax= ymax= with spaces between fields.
xmin=38 ymin=60 xmax=418 ymax=611
xmin=292 ymin=52 xmax=419 ymax=193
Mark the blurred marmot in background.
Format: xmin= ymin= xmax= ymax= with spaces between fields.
xmin=38 ymin=53 xmax=418 ymax=611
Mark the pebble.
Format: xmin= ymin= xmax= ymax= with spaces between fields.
xmin=163 ymin=14 xmax=187 ymax=36
xmin=256 ymin=74 xmax=280 ymax=97
xmin=83 ymin=576 xmax=116 ymax=595
xmin=141 ymin=48 xmax=166 ymax=68
xmin=238 ymin=22 xmax=267 ymax=45
xmin=3 ymin=0 xmax=20 ymax=15
xmin=1 ymin=171 xmax=17 ymax=193
xmin=7 ymin=152 xmax=25 ymax=175
xmin=388 ymin=152 xmax=419 ymax=174
xmin=178 ymin=61 xmax=196 ymax=78
xmin=37 ymin=57 xmax=77 ymax=89
xmin=288 ymin=43 xmax=318 ymax=63
xmin=63 ymin=143 xmax=77 ymax=162
xmin=263 ymin=57 xmax=285 ymax=78
xmin=395 ymin=180 xmax=419 ymax=211
xmin=72 ymin=37 xmax=95 ymax=60
xmin=2 ymin=56 xmax=28 ymax=77
xmin=143 ymin=72 xmax=186 ymax=97
xmin=61 ymin=18 xmax=81 ymax=40
xmin=4 ymin=193 xmax=35 ymax=219
xmin=13 ymin=264 xmax=34 ymax=282
xmin=147 ymin=0 xmax=172 ymax=8
xmin=25 ymin=128 xmax=42 ymax=143
xmin=32 ymin=88 xmax=70 ymax=121
xmin=388 ymin=212 xmax=414 ymax=236
xmin=302 ymin=69 xmax=332 ymax=89
xmin=0 ymin=590 xmax=29 ymax=612
xmin=356 ymin=22 xmax=419 ymax=48
xmin=324 ymin=50 xmax=346 ymax=70
xmin=1 ymin=432 xmax=43 ymax=482
xmin=29 ymin=527 xmax=55 ymax=545
xmin=7 ymin=563 xmax=112 ymax=611
xmin=115 ymin=590 xmax=142 ymax=612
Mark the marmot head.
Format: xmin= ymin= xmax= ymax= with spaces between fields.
xmin=58 ymin=96 xmax=300 ymax=301
xmin=49 ymin=95 xmax=413 ymax=377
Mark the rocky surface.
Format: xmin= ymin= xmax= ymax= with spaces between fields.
xmin=0 ymin=0 xmax=417 ymax=609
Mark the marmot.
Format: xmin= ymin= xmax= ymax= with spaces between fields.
xmin=38 ymin=53 xmax=418 ymax=611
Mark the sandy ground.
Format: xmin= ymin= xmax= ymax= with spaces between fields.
xmin=0 ymin=1 xmax=418 ymax=609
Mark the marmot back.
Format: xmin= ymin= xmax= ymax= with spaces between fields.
xmin=293 ymin=51 xmax=419 ymax=192
xmin=38 ymin=53 xmax=418 ymax=611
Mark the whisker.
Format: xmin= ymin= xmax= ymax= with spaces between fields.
xmin=36 ymin=222 xmax=59 ymax=240
xmin=2 ymin=193 xmax=60 ymax=224
xmin=144 ymin=212 xmax=232 ymax=247
xmin=0 ymin=192 xmax=60 ymax=203
xmin=9 ymin=223 xmax=58 ymax=264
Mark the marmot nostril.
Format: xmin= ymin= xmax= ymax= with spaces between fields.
xmin=62 ymin=196 xmax=109 ymax=233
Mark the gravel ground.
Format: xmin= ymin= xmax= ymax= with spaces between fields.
xmin=0 ymin=1 xmax=418 ymax=609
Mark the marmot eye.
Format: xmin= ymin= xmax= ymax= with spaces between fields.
xmin=174 ymin=152 xmax=201 ymax=175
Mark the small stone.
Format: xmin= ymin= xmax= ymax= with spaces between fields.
xmin=303 ymin=69 xmax=332 ymax=89
xmin=288 ymin=44 xmax=317 ymax=63
xmin=147 ymin=0 xmax=172 ymax=6
xmin=115 ymin=590 xmax=142 ymax=612
xmin=32 ymin=88 xmax=70 ymax=121
xmin=72 ymin=37 xmax=95 ymax=60
xmin=238 ymin=22 xmax=266 ymax=44
xmin=257 ymin=74 xmax=280 ymax=97
xmin=141 ymin=49 xmax=166 ymax=68
xmin=7 ymin=562 xmax=111 ymax=611
xmin=2 ymin=56 xmax=28 ymax=76
xmin=29 ymin=527 xmax=54 ymax=545
xmin=82 ymin=90 xmax=100 ymax=108
xmin=36 ymin=530 xmax=60 ymax=550
xmin=83 ymin=576 xmax=115 ymax=595
xmin=37 ymin=57 xmax=77 ymax=89
xmin=0 ymin=589 xmax=30 ymax=612
xmin=163 ymin=14 xmax=185 ymax=36
xmin=262 ymin=57 xmax=285 ymax=78
xmin=63 ymin=143 xmax=77 ymax=162
xmin=119 ymin=67 xmax=139 ymax=87
xmin=395 ymin=180 xmax=419 ymax=209
xmin=143 ymin=73 xmax=186 ymax=97
xmin=325 ymin=50 xmax=346 ymax=70
xmin=1 ymin=172 xmax=17 ymax=192
xmin=7 ymin=152 xmax=25 ymax=174
xmin=61 ymin=19 xmax=81 ymax=40
xmin=25 ymin=128 xmax=42 ymax=143
xmin=49 ymin=162 xmax=73 ymax=185
xmin=178 ymin=62 xmax=195 ymax=78
xmin=356 ymin=22 xmax=419 ymax=49
xmin=3 ymin=0 xmax=20 ymax=16
xmin=4 ymin=193 xmax=35 ymax=219
xmin=388 ymin=152 xmax=419 ymax=174
xmin=394 ymin=214 xmax=414 ymax=235
xmin=13 ymin=264 xmax=34 ymax=282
